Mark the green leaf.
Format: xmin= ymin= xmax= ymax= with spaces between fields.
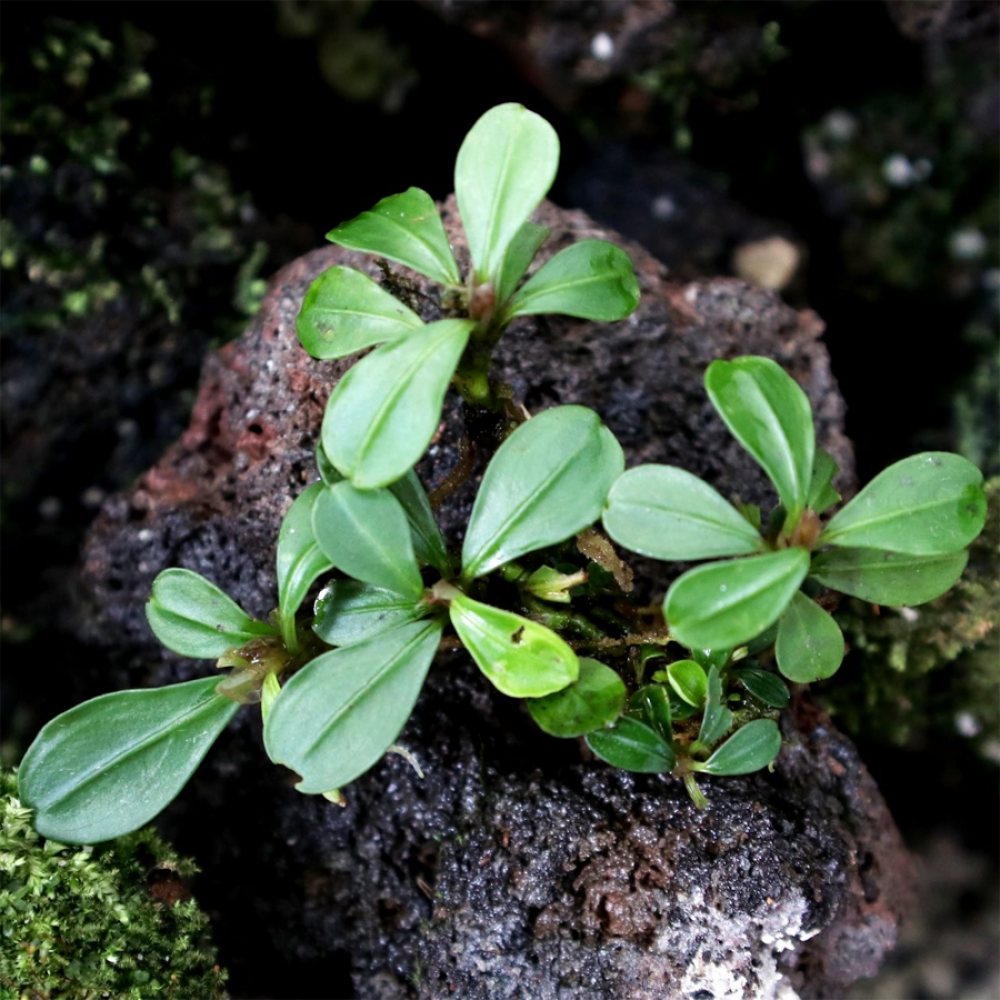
xmin=820 ymin=453 xmax=986 ymax=555
xmin=775 ymin=591 xmax=845 ymax=683
xmin=264 ymin=619 xmax=442 ymax=793
xmin=145 ymin=568 xmax=276 ymax=659
xmin=666 ymin=659 xmax=708 ymax=707
xmin=736 ymin=668 xmax=790 ymax=708
xmin=455 ymin=103 xmax=560 ymax=281
xmin=691 ymin=647 xmax=732 ymax=672
xmin=664 ymin=548 xmax=810 ymax=651
xmin=322 ymin=318 xmax=475 ymax=489
xmin=811 ymin=547 xmax=969 ymax=606
xmin=276 ymin=484 xmax=334 ymax=650
xmin=312 ymin=482 xmax=423 ymax=599
xmin=296 ymin=266 xmax=424 ymax=360
xmin=626 ymin=685 xmax=673 ymax=741
xmin=495 ymin=221 xmax=549 ymax=303
xmin=313 ymin=580 xmax=426 ymax=647
xmin=527 ymin=658 xmax=626 ymax=737
xmin=696 ymin=719 xmax=781 ymax=776
xmin=505 ymin=240 xmax=640 ymax=322
xmin=326 ymin=187 xmax=460 ymax=287
xmin=316 ymin=439 xmax=343 ymax=486
xmin=18 ymin=678 xmax=238 ymax=843
xmin=705 ymin=357 xmax=815 ymax=524
xmin=807 ymin=448 xmax=841 ymax=514
xmin=603 ymin=464 xmax=765 ymax=560
xmin=461 ymin=406 xmax=624 ymax=580
xmin=449 ymin=592 xmax=578 ymax=698
xmin=697 ymin=665 xmax=733 ymax=747
xmin=586 ymin=717 xmax=676 ymax=773
xmin=388 ymin=469 xmax=451 ymax=575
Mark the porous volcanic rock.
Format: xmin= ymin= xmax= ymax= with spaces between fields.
xmin=77 ymin=199 xmax=907 ymax=999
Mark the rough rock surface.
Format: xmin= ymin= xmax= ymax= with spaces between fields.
xmin=76 ymin=200 xmax=907 ymax=999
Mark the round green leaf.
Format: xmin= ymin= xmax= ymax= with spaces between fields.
xmin=626 ymin=685 xmax=673 ymax=741
xmin=461 ymin=406 xmax=625 ymax=580
xmin=775 ymin=591 xmax=845 ymax=683
xmin=666 ymin=659 xmax=709 ymax=707
xmin=322 ymin=318 xmax=474 ymax=489
xmin=603 ymin=464 xmax=765 ymax=561
xmin=527 ymin=658 xmax=626 ymax=737
xmin=811 ymin=546 xmax=969 ymax=606
xmin=313 ymin=580 xmax=426 ymax=647
xmin=664 ymin=548 xmax=810 ymax=652
xmin=820 ymin=452 xmax=986 ymax=555
xmin=449 ymin=593 xmax=579 ymax=698
xmin=496 ymin=221 xmax=549 ymax=304
xmin=264 ymin=619 xmax=443 ymax=794
xmin=586 ymin=717 xmax=676 ymax=773
xmin=736 ymin=668 xmax=790 ymax=708
xmin=18 ymin=678 xmax=238 ymax=844
xmin=696 ymin=719 xmax=781 ymax=776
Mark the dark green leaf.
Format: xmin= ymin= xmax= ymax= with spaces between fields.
xmin=691 ymin=647 xmax=732 ymax=671
xmin=697 ymin=665 xmax=733 ymax=747
xmin=18 ymin=678 xmax=237 ymax=843
xmin=527 ymin=658 xmax=626 ymax=737
xmin=807 ymin=448 xmax=841 ymax=514
xmin=313 ymin=580 xmax=426 ymax=647
xmin=316 ymin=440 xmax=343 ymax=486
xmin=746 ymin=622 xmax=780 ymax=655
xmin=586 ymin=717 xmax=676 ymax=773
xmin=388 ymin=469 xmax=450 ymax=575
xmin=626 ymin=685 xmax=673 ymax=741
xmin=495 ymin=221 xmax=549 ymax=304
xmin=666 ymin=659 xmax=708 ymax=707
xmin=775 ymin=591 xmax=844 ymax=683
xmin=696 ymin=719 xmax=781 ymax=776
xmin=736 ymin=668 xmax=789 ymax=708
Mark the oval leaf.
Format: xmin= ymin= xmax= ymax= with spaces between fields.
xmin=697 ymin=664 xmax=734 ymax=747
xmin=626 ymin=685 xmax=673 ymax=741
xmin=527 ymin=658 xmax=626 ymax=737
xmin=313 ymin=580 xmax=425 ymax=647
xmin=807 ymin=448 xmax=841 ymax=514
xmin=820 ymin=452 xmax=986 ymax=555
xmin=388 ymin=469 xmax=451 ymax=576
xmin=586 ymin=717 xmax=676 ymax=773
xmin=603 ymin=464 xmax=765 ymax=561
xmin=264 ymin=619 xmax=442 ymax=793
xmin=18 ymin=678 xmax=238 ymax=844
xmin=496 ymin=221 xmax=549 ymax=304
xmin=455 ymin=103 xmax=559 ymax=281
xmin=316 ymin=439 xmax=343 ymax=487
xmin=697 ymin=719 xmax=781 ymax=776
xmin=664 ymin=548 xmax=810 ymax=652
xmin=666 ymin=659 xmax=709 ymax=708
xmin=736 ymin=668 xmax=790 ymax=708
xmin=312 ymin=482 xmax=423 ymax=599
xmin=705 ymin=357 xmax=815 ymax=524
xmin=322 ymin=318 xmax=475 ymax=489
xmin=461 ymin=406 xmax=625 ymax=580
xmin=775 ymin=591 xmax=845 ymax=683
xmin=326 ymin=187 xmax=460 ymax=287
xmin=145 ymin=568 xmax=275 ymax=659
xmin=449 ymin=593 xmax=578 ymax=698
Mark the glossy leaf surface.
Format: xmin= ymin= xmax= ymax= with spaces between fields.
xmin=807 ymin=448 xmax=841 ymax=514
xmin=19 ymin=678 xmax=237 ymax=843
xmin=496 ymin=221 xmax=549 ymax=304
xmin=775 ymin=591 xmax=844 ymax=683
xmin=666 ymin=659 xmax=709 ymax=707
xmin=697 ymin=719 xmax=781 ymax=776
xmin=697 ymin=665 xmax=733 ymax=747
xmin=388 ymin=469 xmax=450 ymax=575
xmin=627 ymin=685 xmax=673 ymax=741
xmin=527 ymin=658 xmax=626 ymax=737
xmin=586 ymin=717 xmax=676 ymax=773
xmin=736 ymin=668 xmax=790 ymax=708
xmin=316 ymin=440 xmax=343 ymax=487
xmin=313 ymin=581 xmax=426 ymax=647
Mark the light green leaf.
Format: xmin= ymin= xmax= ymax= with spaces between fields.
xmin=820 ymin=452 xmax=986 ymax=555
xmin=264 ymin=619 xmax=442 ymax=793
xmin=496 ymin=221 xmax=549 ymax=304
xmin=296 ymin=266 xmax=424 ymax=360
xmin=455 ymin=103 xmax=560 ymax=281
xmin=145 ymin=568 xmax=276 ymax=659
xmin=697 ymin=665 xmax=733 ymax=747
xmin=461 ymin=406 xmax=624 ymax=580
xmin=775 ymin=591 xmax=845 ymax=683
xmin=807 ymin=448 xmax=841 ymax=514
xmin=322 ymin=318 xmax=475 ymax=489
xmin=664 ymin=548 xmax=810 ymax=651
xmin=313 ymin=580 xmax=426 ymax=647
xmin=326 ymin=187 xmax=460 ymax=286
xmin=312 ymin=482 xmax=423 ymax=599
xmin=449 ymin=592 xmax=578 ymax=698
xmin=18 ymin=678 xmax=237 ymax=844
xmin=696 ymin=719 xmax=781 ymax=776
xmin=666 ymin=659 xmax=708 ymax=708
xmin=736 ymin=668 xmax=789 ymax=708
xmin=626 ymin=685 xmax=673 ymax=742
xmin=277 ymin=484 xmax=334 ymax=650
xmin=603 ymin=464 xmax=765 ymax=560
xmin=811 ymin=547 xmax=969 ymax=606
xmin=506 ymin=240 xmax=640 ymax=322
xmin=388 ymin=469 xmax=450 ymax=575
xmin=527 ymin=658 xmax=626 ymax=737
xmin=705 ymin=356 xmax=815 ymax=524
xmin=586 ymin=717 xmax=676 ymax=773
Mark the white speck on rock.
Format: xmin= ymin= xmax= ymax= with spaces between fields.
xmin=591 ymin=33 xmax=615 ymax=60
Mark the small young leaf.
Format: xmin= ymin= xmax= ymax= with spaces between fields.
xmin=312 ymin=482 xmax=424 ymax=600
xmin=326 ymin=187 xmax=460 ymax=286
xmin=449 ymin=593 xmax=578 ymax=698
xmin=696 ymin=719 xmax=781 ymax=776
xmin=697 ymin=665 xmax=733 ymax=747
xmin=276 ymin=483 xmax=334 ymax=649
xmin=603 ymin=464 xmax=765 ymax=560
xmin=506 ymin=240 xmax=640 ymax=322
xmin=586 ymin=717 xmax=676 ymax=773
xmin=388 ymin=469 xmax=451 ymax=575
xmin=316 ymin=439 xmax=343 ymax=487
xmin=627 ymin=685 xmax=673 ymax=741
xmin=146 ymin=568 xmax=276 ymax=659
xmin=264 ymin=619 xmax=443 ymax=793
xmin=296 ymin=266 xmax=424 ymax=360
xmin=736 ymin=668 xmax=790 ymax=708
xmin=705 ymin=357 xmax=815 ymax=524
xmin=807 ymin=448 xmax=841 ymax=514
xmin=820 ymin=452 xmax=986 ymax=555
xmin=664 ymin=548 xmax=810 ymax=652
xmin=18 ymin=678 xmax=238 ymax=844
xmin=322 ymin=318 xmax=475 ymax=489
xmin=527 ymin=658 xmax=626 ymax=737
xmin=461 ymin=406 xmax=624 ymax=580
xmin=666 ymin=659 xmax=709 ymax=708
xmin=811 ymin=547 xmax=969 ymax=606
xmin=775 ymin=591 xmax=845 ymax=683
xmin=455 ymin=103 xmax=560 ymax=281
xmin=691 ymin=647 xmax=732 ymax=672
xmin=495 ymin=221 xmax=549 ymax=304
xmin=313 ymin=581 xmax=426 ymax=647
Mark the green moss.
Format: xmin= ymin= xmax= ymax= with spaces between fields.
xmin=0 ymin=768 xmax=227 ymax=1000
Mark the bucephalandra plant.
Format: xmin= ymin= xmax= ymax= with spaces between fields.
xmin=17 ymin=105 xmax=988 ymax=844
